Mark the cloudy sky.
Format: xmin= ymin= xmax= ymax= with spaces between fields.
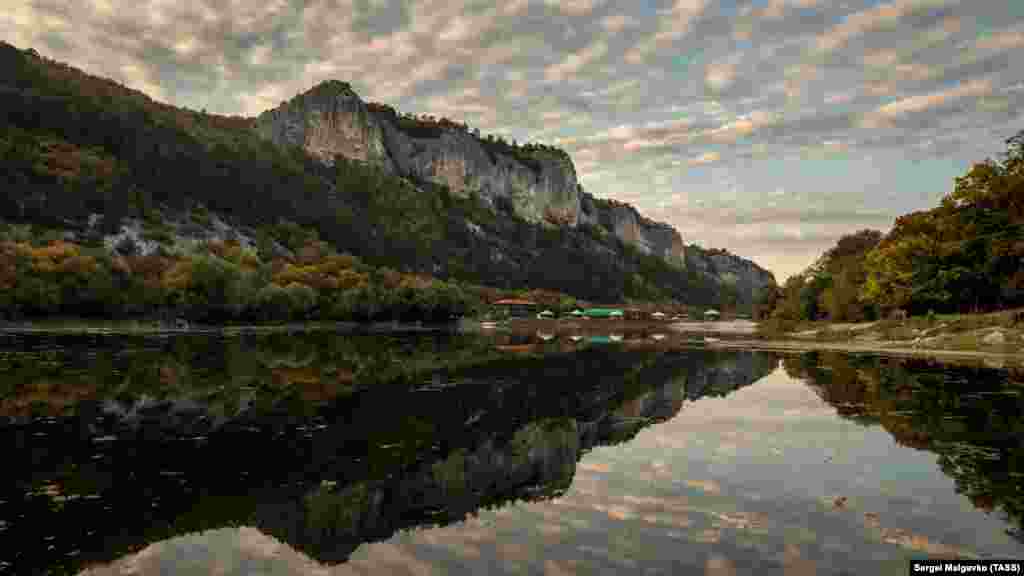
xmin=4 ymin=0 xmax=1023 ymax=280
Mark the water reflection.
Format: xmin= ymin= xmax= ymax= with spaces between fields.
xmin=783 ymin=351 xmax=1024 ymax=543
xmin=0 ymin=330 xmax=776 ymax=575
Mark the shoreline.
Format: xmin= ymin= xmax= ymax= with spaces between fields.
xmin=701 ymin=338 xmax=1024 ymax=364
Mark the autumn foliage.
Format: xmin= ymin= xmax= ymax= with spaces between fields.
xmin=766 ymin=130 xmax=1024 ymax=322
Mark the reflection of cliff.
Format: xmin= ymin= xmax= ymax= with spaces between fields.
xmin=786 ymin=352 xmax=1024 ymax=540
xmin=0 ymin=334 xmax=777 ymax=574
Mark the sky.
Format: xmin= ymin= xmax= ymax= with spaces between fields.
xmin=3 ymin=0 xmax=1023 ymax=281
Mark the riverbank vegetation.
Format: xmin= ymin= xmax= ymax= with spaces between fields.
xmin=760 ymin=130 xmax=1024 ymax=333
xmin=0 ymin=220 xmax=605 ymax=323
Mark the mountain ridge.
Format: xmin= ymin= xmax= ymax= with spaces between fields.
xmin=254 ymin=77 xmax=776 ymax=300
xmin=0 ymin=41 xmax=775 ymax=311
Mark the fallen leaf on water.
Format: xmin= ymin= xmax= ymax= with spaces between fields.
xmin=685 ymin=479 xmax=721 ymax=494
xmin=705 ymin=554 xmax=736 ymax=576
xmin=695 ymin=528 xmax=722 ymax=544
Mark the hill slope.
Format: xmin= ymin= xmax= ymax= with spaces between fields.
xmin=0 ymin=41 xmax=775 ymax=312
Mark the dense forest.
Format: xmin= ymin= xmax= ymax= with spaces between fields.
xmin=0 ymin=41 xmax=729 ymax=322
xmin=762 ymin=130 xmax=1024 ymax=324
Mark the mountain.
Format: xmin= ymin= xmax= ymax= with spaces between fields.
xmin=0 ymin=41 xmax=775 ymax=311
xmin=251 ymin=78 xmax=776 ymax=307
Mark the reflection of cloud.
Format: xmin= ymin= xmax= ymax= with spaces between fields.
xmin=976 ymin=30 xmax=1024 ymax=51
xmin=689 ymin=151 xmax=721 ymax=165
xmin=578 ymin=461 xmax=612 ymax=473
xmin=685 ymin=479 xmax=722 ymax=494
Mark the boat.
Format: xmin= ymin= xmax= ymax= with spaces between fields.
xmin=650 ymin=333 xmax=666 ymax=341
xmin=536 ymin=330 xmax=556 ymax=341
xmin=569 ymin=335 xmax=583 ymax=342
xmin=609 ymin=333 xmax=624 ymax=342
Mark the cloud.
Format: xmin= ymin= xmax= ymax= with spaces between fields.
xmin=601 ymin=13 xmax=634 ymax=34
xmin=548 ymin=0 xmax=605 ymax=17
xmin=860 ymin=77 xmax=994 ymax=128
xmin=544 ymin=40 xmax=609 ymax=84
xmin=625 ymin=0 xmax=708 ymax=64
xmin=813 ymin=0 xmax=949 ymax=55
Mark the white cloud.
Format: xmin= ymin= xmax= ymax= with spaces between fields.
xmin=814 ymin=0 xmax=950 ymax=54
xmin=545 ymin=40 xmax=609 ymax=83
xmin=860 ymin=77 xmax=994 ymax=128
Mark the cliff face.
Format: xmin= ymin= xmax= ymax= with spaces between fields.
xmin=252 ymin=80 xmax=775 ymax=302
xmin=253 ymin=80 xmax=394 ymax=171
xmin=375 ymin=119 xmax=582 ymax=226
xmin=579 ymin=192 xmax=685 ymax=268
xmin=684 ymin=245 xmax=777 ymax=309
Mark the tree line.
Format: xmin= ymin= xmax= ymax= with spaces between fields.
xmin=761 ymin=130 xmax=1024 ymax=324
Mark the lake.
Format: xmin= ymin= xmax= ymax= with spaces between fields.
xmin=1 ymin=325 xmax=1021 ymax=575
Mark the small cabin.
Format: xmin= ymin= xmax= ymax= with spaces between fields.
xmin=703 ymin=309 xmax=721 ymax=321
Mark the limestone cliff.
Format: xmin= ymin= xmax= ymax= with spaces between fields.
xmin=579 ymin=192 xmax=685 ymax=268
xmin=252 ymin=80 xmax=775 ymax=304
xmin=684 ymin=245 xmax=777 ymax=309
xmin=253 ymin=80 xmax=394 ymax=171
xmin=371 ymin=110 xmax=582 ymax=227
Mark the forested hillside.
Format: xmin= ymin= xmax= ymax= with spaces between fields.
xmin=764 ymin=131 xmax=1024 ymax=324
xmin=0 ymin=41 xmax=748 ymax=321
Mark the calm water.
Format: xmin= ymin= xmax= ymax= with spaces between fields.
xmin=0 ymin=326 xmax=1021 ymax=575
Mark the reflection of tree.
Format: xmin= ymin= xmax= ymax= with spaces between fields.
xmin=792 ymin=352 xmax=1024 ymax=538
xmin=0 ymin=333 xmax=778 ymax=574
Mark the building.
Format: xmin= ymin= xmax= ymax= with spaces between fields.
xmin=704 ymin=309 xmax=721 ymax=321
xmin=584 ymin=308 xmax=624 ymax=319
xmin=492 ymin=299 xmax=538 ymax=319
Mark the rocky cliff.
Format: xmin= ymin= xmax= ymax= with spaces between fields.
xmin=251 ymin=80 xmax=776 ymax=303
xmin=2 ymin=40 xmax=777 ymax=312
xmin=254 ymin=80 xmax=394 ymax=171
xmin=579 ymin=192 xmax=685 ymax=267
xmin=254 ymin=83 xmax=687 ymax=261
xmin=685 ymin=246 xmax=778 ymax=309
xmin=372 ymin=107 xmax=583 ymax=227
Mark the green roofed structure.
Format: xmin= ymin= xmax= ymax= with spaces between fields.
xmin=584 ymin=308 xmax=624 ymax=319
